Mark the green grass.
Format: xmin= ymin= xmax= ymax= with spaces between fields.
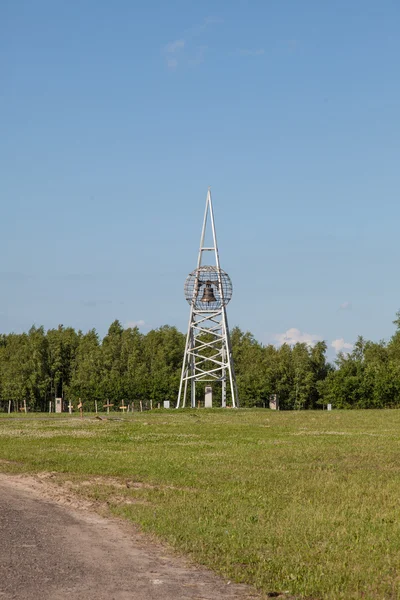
xmin=1 ymin=409 xmax=400 ymax=599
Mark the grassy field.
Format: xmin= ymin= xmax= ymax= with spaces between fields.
xmin=0 ymin=409 xmax=399 ymax=599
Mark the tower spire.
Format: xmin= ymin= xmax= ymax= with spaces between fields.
xmin=197 ymin=188 xmax=220 ymax=268
xmin=177 ymin=189 xmax=238 ymax=408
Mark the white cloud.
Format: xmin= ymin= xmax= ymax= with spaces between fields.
xmin=274 ymin=328 xmax=322 ymax=347
xmin=331 ymin=338 xmax=353 ymax=353
xmin=188 ymin=45 xmax=208 ymax=66
xmin=163 ymin=17 xmax=222 ymax=69
xmin=185 ymin=16 xmax=223 ymax=37
xmin=164 ymin=39 xmax=185 ymax=69
xmin=237 ymin=48 xmax=265 ymax=56
xmin=125 ymin=320 xmax=145 ymax=329
xmin=166 ymin=57 xmax=178 ymax=69
xmin=339 ymin=301 xmax=352 ymax=311
xmin=165 ymin=39 xmax=185 ymax=53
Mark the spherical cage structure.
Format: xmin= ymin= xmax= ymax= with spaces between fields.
xmin=184 ymin=266 xmax=233 ymax=310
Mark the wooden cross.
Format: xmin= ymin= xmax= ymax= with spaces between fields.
xmin=119 ymin=399 xmax=127 ymax=413
xmin=77 ymin=399 xmax=83 ymax=419
xmin=103 ymin=400 xmax=114 ymax=414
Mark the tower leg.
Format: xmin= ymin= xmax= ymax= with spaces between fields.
xmin=183 ymin=370 xmax=188 ymax=407
xmin=190 ymin=329 xmax=196 ymax=408
xmin=221 ymin=345 xmax=226 ymax=407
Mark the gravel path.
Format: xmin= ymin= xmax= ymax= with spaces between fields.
xmin=0 ymin=475 xmax=260 ymax=600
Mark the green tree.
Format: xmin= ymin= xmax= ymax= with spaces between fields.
xmin=231 ymin=327 xmax=270 ymax=407
xmin=47 ymin=324 xmax=79 ymax=404
xmin=69 ymin=329 xmax=102 ymax=408
xmin=143 ymin=326 xmax=185 ymax=406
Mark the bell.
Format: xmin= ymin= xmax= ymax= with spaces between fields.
xmin=200 ymin=280 xmax=217 ymax=303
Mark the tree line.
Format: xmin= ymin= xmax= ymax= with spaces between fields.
xmin=1 ymin=316 xmax=400 ymax=411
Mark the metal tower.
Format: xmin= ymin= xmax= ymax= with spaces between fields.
xmin=177 ymin=189 xmax=238 ymax=408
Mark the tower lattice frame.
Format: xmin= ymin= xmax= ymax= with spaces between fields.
xmin=177 ymin=189 xmax=239 ymax=408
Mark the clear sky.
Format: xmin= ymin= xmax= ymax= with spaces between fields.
xmin=1 ymin=0 xmax=400 ymax=357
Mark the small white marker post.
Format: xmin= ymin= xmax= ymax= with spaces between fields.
xmin=68 ymin=401 xmax=73 ymax=415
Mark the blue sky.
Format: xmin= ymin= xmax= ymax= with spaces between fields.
xmin=1 ymin=0 xmax=400 ymax=358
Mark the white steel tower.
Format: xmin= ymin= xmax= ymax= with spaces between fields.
xmin=177 ymin=189 xmax=238 ymax=408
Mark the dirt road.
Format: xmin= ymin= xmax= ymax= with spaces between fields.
xmin=0 ymin=475 xmax=260 ymax=600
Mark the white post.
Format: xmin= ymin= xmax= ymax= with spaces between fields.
xmin=204 ymin=386 xmax=213 ymax=408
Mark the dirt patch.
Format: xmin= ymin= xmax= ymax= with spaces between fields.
xmin=0 ymin=472 xmax=266 ymax=600
xmin=0 ymin=472 xmax=98 ymax=511
xmin=0 ymin=472 xmax=165 ymax=511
